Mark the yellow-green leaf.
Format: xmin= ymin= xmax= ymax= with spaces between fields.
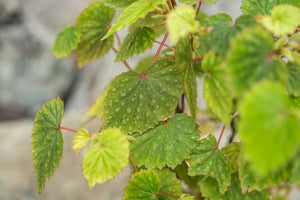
xmin=72 ymin=128 xmax=90 ymax=155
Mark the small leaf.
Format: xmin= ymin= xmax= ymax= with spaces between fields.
xmin=239 ymin=81 xmax=300 ymax=175
xmin=116 ymin=27 xmax=155 ymax=61
xmin=82 ymin=128 xmax=129 ymax=189
xmin=287 ymin=62 xmax=300 ymax=96
xmin=131 ymin=114 xmax=199 ymax=169
xmin=262 ymin=5 xmax=300 ymax=36
xmin=174 ymin=162 xmax=201 ymax=190
xmin=188 ymin=134 xmax=231 ymax=194
xmin=103 ymin=59 xmax=183 ymax=133
xmin=52 ymin=26 xmax=80 ymax=58
xmin=72 ymin=128 xmax=90 ymax=155
xmin=179 ymin=194 xmax=195 ymax=200
xmin=179 ymin=0 xmax=219 ymax=4
xmin=202 ymin=52 xmax=233 ymax=125
xmin=167 ymin=5 xmax=200 ymax=42
xmin=102 ymin=0 xmax=166 ymax=40
xmin=31 ymin=97 xmax=64 ymax=193
xmin=76 ymin=2 xmax=115 ymax=67
xmin=134 ymin=55 xmax=153 ymax=73
xmin=104 ymin=0 xmax=137 ymax=10
xmin=222 ymin=142 xmax=241 ymax=173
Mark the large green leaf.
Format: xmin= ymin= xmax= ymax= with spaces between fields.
xmin=130 ymin=114 xmax=199 ymax=169
xmin=104 ymin=0 xmax=137 ymax=10
xmin=222 ymin=142 xmax=241 ymax=173
xmin=188 ymin=134 xmax=231 ymax=194
xmin=103 ymin=59 xmax=183 ymax=133
xmin=196 ymin=14 xmax=257 ymax=56
xmin=52 ymin=26 xmax=80 ymax=58
xmin=241 ymin=0 xmax=300 ymax=15
xmin=239 ymin=81 xmax=300 ymax=175
xmin=202 ymin=52 xmax=233 ymax=125
xmin=72 ymin=128 xmax=90 ymax=155
xmin=82 ymin=128 xmax=129 ymax=189
xmin=175 ymin=37 xmax=197 ymax=120
xmin=31 ymin=97 xmax=64 ymax=193
xmin=76 ymin=2 xmax=115 ymax=67
xmin=199 ymin=173 xmax=270 ymax=200
xmin=227 ymin=27 xmax=286 ymax=96
xmin=116 ymin=27 xmax=155 ymax=61
xmin=102 ymin=0 xmax=166 ymax=40
xmin=262 ymin=5 xmax=300 ymax=36
xmin=287 ymin=62 xmax=300 ymax=96
xmin=167 ymin=5 xmax=200 ymax=42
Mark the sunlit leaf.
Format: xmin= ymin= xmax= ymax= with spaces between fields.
xmin=179 ymin=194 xmax=195 ymax=200
xmin=104 ymin=0 xmax=137 ymax=10
xmin=72 ymin=128 xmax=90 ymax=155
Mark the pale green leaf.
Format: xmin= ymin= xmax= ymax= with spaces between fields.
xmin=167 ymin=5 xmax=200 ymax=42
xmin=179 ymin=0 xmax=219 ymax=4
xmin=239 ymin=81 xmax=300 ymax=175
xmin=72 ymin=128 xmax=90 ymax=155
xmin=82 ymin=128 xmax=129 ymax=189
xmin=103 ymin=59 xmax=183 ymax=133
xmin=76 ymin=2 xmax=115 ymax=67
xmin=262 ymin=5 xmax=300 ymax=36
xmin=291 ymin=154 xmax=300 ymax=187
xmin=227 ymin=27 xmax=286 ymax=96
xmin=104 ymin=0 xmax=137 ymax=10
xmin=179 ymin=194 xmax=195 ymax=200
xmin=287 ymin=62 xmax=300 ymax=96
xmin=222 ymin=142 xmax=241 ymax=173
xmin=116 ymin=27 xmax=155 ymax=61
xmin=176 ymin=37 xmax=197 ymax=120
xmin=102 ymin=0 xmax=166 ymax=40
xmin=31 ymin=97 xmax=64 ymax=193
xmin=188 ymin=134 xmax=231 ymax=194
xmin=202 ymin=52 xmax=233 ymax=125
xmin=134 ymin=55 xmax=153 ymax=73
xmin=52 ymin=26 xmax=80 ymax=58
xmin=203 ymin=0 xmax=219 ymax=3
xmin=131 ymin=114 xmax=199 ymax=169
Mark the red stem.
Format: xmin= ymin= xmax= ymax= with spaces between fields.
xmin=191 ymin=57 xmax=203 ymax=62
xmin=166 ymin=0 xmax=173 ymax=10
xmin=196 ymin=0 xmax=203 ymax=17
xmin=151 ymin=32 xmax=169 ymax=64
xmin=154 ymin=40 xmax=175 ymax=51
xmin=58 ymin=125 xmax=77 ymax=133
xmin=114 ymin=32 xmax=122 ymax=47
xmin=129 ymin=154 xmax=138 ymax=173
xmin=154 ymin=193 xmax=180 ymax=198
xmin=150 ymin=23 xmax=166 ymax=29
xmin=216 ymin=124 xmax=226 ymax=150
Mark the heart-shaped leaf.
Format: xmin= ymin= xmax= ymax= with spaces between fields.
xmin=72 ymin=128 xmax=90 ymax=155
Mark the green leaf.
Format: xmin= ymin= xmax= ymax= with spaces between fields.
xmin=102 ymin=0 xmax=166 ymax=40
xmin=134 ymin=55 xmax=153 ymax=73
xmin=104 ymin=0 xmax=137 ymax=10
xmin=241 ymin=0 xmax=300 ymax=15
xmin=103 ymin=59 xmax=183 ymax=133
xmin=239 ymin=81 xmax=300 ymax=175
xmin=179 ymin=194 xmax=195 ymax=200
xmin=262 ymin=5 xmax=300 ymax=36
xmin=131 ymin=114 xmax=199 ymax=169
xmin=176 ymin=37 xmax=197 ymax=120
xmin=287 ymin=62 xmax=300 ymax=96
xmin=196 ymin=14 xmax=257 ymax=56
xmin=52 ymin=26 xmax=80 ymax=58
xmin=202 ymin=52 xmax=233 ymax=125
xmin=174 ymin=162 xmax=200 ymax=190
xmin=116 ymin=27 xmax=155 ymax=61
xmin=188 ymin=134 xmax=231 ymax=194
xmin=82 ymin=128 xmax=129 ymax=189
xmin=123 ymin=170 xmax=160 ymax=200
xmin=222 ymin=142 xmax=241 ymax=173
xmin=290 ymin=96 xmax=300 ymax=109
xmin=178 ymin=0 xmax=199 ymax=4
xmin=291 ymin=154 xmax=300 ymax=187
xmin=72 ymin=128 xmax=90 ymax=155
xmin=166 ymin=5 xmax=200 ymax=42
xmin=76 ymin=2 xmax=115 ymax=67
xmin=227 ymin=27 xmax=286 ymax=96
xmin=31 ymin=97 xmax=64 ymax=193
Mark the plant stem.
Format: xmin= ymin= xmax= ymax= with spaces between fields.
xmin=58 ymin=125 xmax=77 ymax=133
xmin=154 ymin=40 xmax=175 ymax=51
xmin=129 ymin=154 xmax=138 ymax=173
xmin=151 ymin=32 xmax=169 ymax=64
xmin=191 ymin=57 xmax=203 ymax=62
xmin=150 ymin=23 xmax=166 ymax=29
xmin=166 ymin=0 xmax=173 ymax=10
xmin=154 ymin=192 xmax=180 ymax=198
xmin=170 ymin=0 xmax=177 ymax=8
xmin=196 ymin=0 xmax=203 ymax=17
xmin=112 ymin=47 xmax=133 ymax=71
xmin=114 ymin=32 xmax=122 ymax=47
xmin=216 ymin=124 xmax=226 ymax=150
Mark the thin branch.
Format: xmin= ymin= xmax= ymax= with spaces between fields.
xmin=151 ymin=32 xmax=169 ymax=64
xmin=196 ymin=0 xmax=203 ymax=17
xmin=58 ymin=125 xmax=77 ymax=133
xmin=114 ymin=32 xmax=122 ymax=47
xmin=191 ymin=57 xmax=203 ymax=62
xmin=112 ymin=47 xmax=133 ymax=71
xmin=129 ymin=154 xmax=138 ymax=173
xmin=166 ymin=0 xmax=173 ymax=10
xmin=150 ymin=23 xmax=166 ymax=29
xmin=216 ymin=124 xmax=226 ymax=150
xmin=154 ymin=40 xmax=175 ymax=51
xmin=154 ymin=192 xmax=180 ymax=198
xmin=170 ymin=0 xmax=177 ymax=8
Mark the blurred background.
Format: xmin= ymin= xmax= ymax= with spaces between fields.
xmin=1 ymin=0 xmax=299 ymax=199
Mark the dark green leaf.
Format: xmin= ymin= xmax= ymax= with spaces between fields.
xmin=174 ymin=162 xmax=200 ymax=190
xmin=104 ymin=0 xmax=137 ymax=10
xmin=222 ymin=142 xmax=241 ymax=173
xmin=31 ymin=97 xmax=64 ymax=193
xmin=287 ymin=62 xmax=300 ymax=96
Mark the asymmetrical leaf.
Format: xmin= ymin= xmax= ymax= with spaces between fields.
xmin=52 ymin=26 xmax=80 ymax=58
xmin=31 ymin=97 xmax=64 ymax=193
xmin=227 ymin=27 xmax=286 ymax=96
xmin=167 ymin=5 xmax=200 ymax=42
xmin=222 ymin=142 xmax=241 ymax=173
xmin=76 ymin=2 xmax=115 ymax=67
xmin=262 ymin=5 xmax=300 ymax=36
xmin=176 ymin=37 xmax=197 ymax=120
xmin=82 ymin=128 xmax=129 ymax=189
xmin=104 ymin=0 xmax=137 ymax=10
xmin=72 ymin=128 xmax=90 ymax=155
xmin=188 ymin=135 xmax=231 ymax=194
xmin=287 ymin=62 xmax=300 ymax=96
xmin=102 ymin=0 xmax=166 ymax=40
xmin=116 ymin=27 xmax=155 ymax=61
xmin=239 ymin=81 xmax=300 ymax=175
xmin=291 ymin=154 xmax=300 ymax=187
xmin=103 ymin=59 xmax=183 ymax=133
xmin=131 ymin=114 xmax=199 ymax=169
xmin=202 ymin=52 xmax=233 ymax=125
